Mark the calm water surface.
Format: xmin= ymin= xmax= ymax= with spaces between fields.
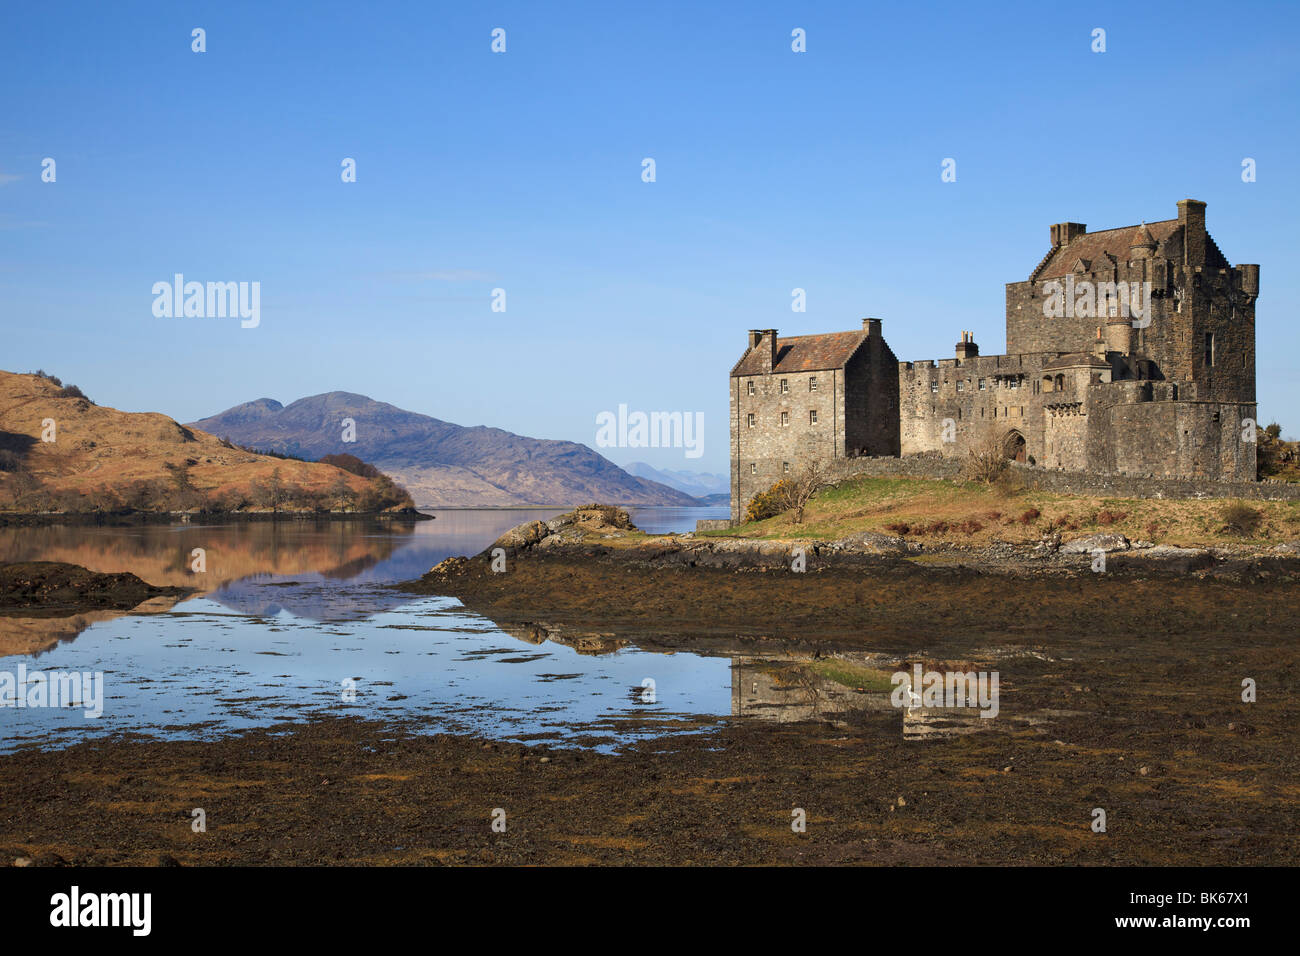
xmin=0 ymin=507 xmax=732 ymax=752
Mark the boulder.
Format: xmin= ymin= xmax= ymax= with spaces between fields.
xmin=1060 ymin=533 xmax=1129 ymax=554
xmin=1142 ymin=545 xmax=1210 ymax=559
xmin=830 ymin=531 xmax=911 ymax=554
xmin=492 ymin=520 xmax=549 ymax=551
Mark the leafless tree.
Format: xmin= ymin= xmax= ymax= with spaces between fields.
xmin=784 ymin=461 xmax=827 ymax=523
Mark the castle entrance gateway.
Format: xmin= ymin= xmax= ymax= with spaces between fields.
xmin=1002 ymin=430 xmax=1027 ymax=462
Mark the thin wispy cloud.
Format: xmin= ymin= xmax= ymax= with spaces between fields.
xmin=0 ymin=172 xmax=21 ymax=185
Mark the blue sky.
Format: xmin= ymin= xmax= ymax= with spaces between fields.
xmin=2 ymin=0 xmax=1297 ymax=474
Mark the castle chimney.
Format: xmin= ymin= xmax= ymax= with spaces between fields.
xmin=1178 ymin=199 xmax=1207 ymax=266
xmin=955 ymin=330 xmax=979 ymax=359
xmin=1050 ymin=222 xmax=1088 ymax=247
xmin=747 ymin=329 xmax=778 ymax=372
xmin=863 ymin=317 xmax=882 ymax=337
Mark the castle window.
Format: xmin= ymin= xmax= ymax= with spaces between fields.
xmin=746 ymin=413 xmax=756 ymax=428
xmin=780 ymin=379 xmax=789 ymax=394
xmin=978 ymin=379 xmax=986 ymax=390
xmin=809 ymin=377 xmax=818 ymax=391
xmin=930 ymin=381 xmax=939 ymax=394
xmin=750 ymin=463 xmax=757 ymax=475
xmin=1204 ymin=332 xmax=1215 ymax=367
xmin=780 ymin=411 xmax=789 ymax=427
xmin=957 ymin=380 xmax=965 ymax=392
xmin=783 ymin=462 xmax=791 ymax=474
xmin=747 ymin=380 xmax=755 ymax=396
xmin=809 ymin=410 xmax=818 ymax=425
xmin=1007 ymin=377 xmax=1020 ymax=390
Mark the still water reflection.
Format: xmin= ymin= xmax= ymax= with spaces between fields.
xmin=1 ymin=508 xmax=745 ymax=752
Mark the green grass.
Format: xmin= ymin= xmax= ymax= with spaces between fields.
xmin=806 ymin=658 xmax=896 ymax=692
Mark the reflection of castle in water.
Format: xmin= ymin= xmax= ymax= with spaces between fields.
xmin=730 ymin=657 xmax=893 ymax=723
xmin=730 ymin=656 xmax=995 ymax=740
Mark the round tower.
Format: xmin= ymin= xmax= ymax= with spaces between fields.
xmin=1129 ymin=221 xmax=1156 ymax=259
xmin=1105 ymin=314 xmax=1133 ymax=355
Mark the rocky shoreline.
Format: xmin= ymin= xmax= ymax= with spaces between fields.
xmin=400 ymin=507 xmax=1300 ymax=646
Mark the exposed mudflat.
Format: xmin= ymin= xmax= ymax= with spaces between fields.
xmin=1 ymin=687 xmax=1294 ymax=866
xmin=0 ymin=561 xmax=189 ymax=613
xmin=3 ymin=507 xmax=1297 ymax=867
xmin=1 ymin=539 xmax=1296 ymax=866
xmin=401 ymin=543 xmax=1300 ymax=648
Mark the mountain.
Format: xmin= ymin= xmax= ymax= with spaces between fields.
xmin=623 ymin=462 xmax=729 ymax=498
xmin=0 ymin=371 xmax=411 ymax=515
xmin=188 ymin=392 xmax=699 ymax=508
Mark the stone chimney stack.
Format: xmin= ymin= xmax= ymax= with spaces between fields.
xmin=1178 ymin=199 xmax=1207 ymax=266
xmin=748 ymin=329 xmax=778 ymax=372
xmin=1050 ymin=222 xmax=1088 ymax=247
xmin=955 ymin=330 xmax=979 ymax=359
xmin=862 ymin=317 xmax=882 ymax=337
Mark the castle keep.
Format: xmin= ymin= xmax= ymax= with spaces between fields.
xmin=729 ymin=200 xmax=1260 ymax=521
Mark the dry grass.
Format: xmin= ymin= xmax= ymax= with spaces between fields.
xmin=0 ymin=370 xmax=400 ymax=513
xmin=704 ymin=475 xmax=1300 ymax=548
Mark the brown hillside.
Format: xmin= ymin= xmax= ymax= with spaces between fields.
xmin=0 ymin=371 xmax=411 ymax=514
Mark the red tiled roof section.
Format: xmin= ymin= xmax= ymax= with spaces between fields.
xmin=1037 ymin=219 xmax=1181 ymax=279
xmin=731 ymin=330 xmax=867 ymax=377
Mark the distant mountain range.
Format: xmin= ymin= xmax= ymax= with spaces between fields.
xmin=189 ymin=392 xmax=701 ymax=508
xmin=623 ymin=462 xmax=729 ymax=498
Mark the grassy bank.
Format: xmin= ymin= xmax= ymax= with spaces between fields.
xmin=697 ymin=475 xmax=1300 ymax=549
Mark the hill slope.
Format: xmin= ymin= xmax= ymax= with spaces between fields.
xmin=189 ymin=392 xmax=699 ymax=507
xmin=0 ymin=371 xmax=410 ymax=514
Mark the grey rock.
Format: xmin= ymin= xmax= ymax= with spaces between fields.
xmin=1060 ymin=533 xmax=1130 ymax=554
xmin=493 ymin=520 xmax=549 ymax=551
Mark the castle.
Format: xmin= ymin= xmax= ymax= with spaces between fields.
xmin=729 ymin=200 xmax=1260 ymax=521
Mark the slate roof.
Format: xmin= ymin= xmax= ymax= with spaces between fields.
xmin=731 ymin=331 xmax=868 ymax=377
xmin=1042 ymin=352 xmax=1112 ymax=371
xmin=1035 ymin=219 xmax=1181 ymax=280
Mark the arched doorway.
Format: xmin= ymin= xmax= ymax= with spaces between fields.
xmin=1002 ymin=430 xmax=1027 ymax=462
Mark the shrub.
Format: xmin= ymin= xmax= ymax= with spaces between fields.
xmin=992 ymin=469 xmax=1025 ymax=496
xmin=57 ymin=384 xmax=89 ymax=401
xmin=1096 ymin=509 xmax=1128 ymax=526
xmin=744 ymin=464 xmax=827 ymax=524
xmin=1018 ymin=507 xmax=1040 ymax=524
xmin=1221 ymin=502 xmax=1262 ymax=537
xmin=961 ymin=430 xmax=1009 ymax=484
xmin=319 ymin=453 xmax=382 ymax=479
xmin=745 ymin=479 xmax=794 ymax=523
